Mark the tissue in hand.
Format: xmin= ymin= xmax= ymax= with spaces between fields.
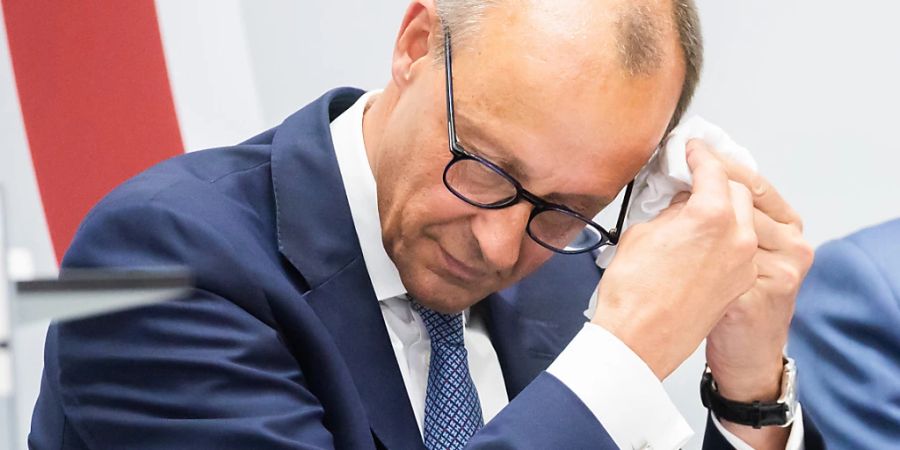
xmin=595 ymin=116 xmax=757 ymax=268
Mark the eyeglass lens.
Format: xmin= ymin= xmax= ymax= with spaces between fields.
xmin=444 ymin=158 xmax=604 ymax=252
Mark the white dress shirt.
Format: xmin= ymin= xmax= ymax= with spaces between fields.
xmin=330 ymin=90 xmax=803 ymax=450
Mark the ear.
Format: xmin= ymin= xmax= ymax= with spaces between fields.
xmin=392 ymin=0 xmax=440 ymax=90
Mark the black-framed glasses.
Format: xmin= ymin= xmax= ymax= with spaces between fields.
xmin=440 ymin=28 xmax=634 ymax=255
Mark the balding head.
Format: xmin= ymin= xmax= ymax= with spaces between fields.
xmin=436 ymin=0 xmax=703 ymax=130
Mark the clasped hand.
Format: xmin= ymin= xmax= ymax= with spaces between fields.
xmin=592 ymin=139 xmax=813 ymax=398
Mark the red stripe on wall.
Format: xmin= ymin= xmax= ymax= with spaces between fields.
xmin=2 ymin=0 xmax=184 ymax=262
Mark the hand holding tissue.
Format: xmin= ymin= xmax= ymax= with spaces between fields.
xmin=596 ymin=116 xmax=757 ymax=268
xmin=587 ymin=116 xmax=814 ymax=445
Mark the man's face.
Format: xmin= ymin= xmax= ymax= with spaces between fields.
xmin=372 ymin=3 xmax=685 ymax=313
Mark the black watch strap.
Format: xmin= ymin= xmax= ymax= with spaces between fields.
xmin=700 ymin=368 xmax=792 ymax=429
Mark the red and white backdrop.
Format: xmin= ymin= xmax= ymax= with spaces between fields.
xmin=1 ymin=0 xmax=267 ymax=266
xmin=0 ymin=0 xmax=401 ymax=442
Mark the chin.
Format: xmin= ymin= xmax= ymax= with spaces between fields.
xmin=400 ymin=267 xmax=492 ymax=314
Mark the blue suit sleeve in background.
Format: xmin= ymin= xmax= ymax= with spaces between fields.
xmin=789 ymin=220 xmax=900 ymax=449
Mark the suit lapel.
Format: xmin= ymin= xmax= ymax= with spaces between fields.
xmin=303 ymin=259 xmax=424 ymax=450
xmin=270 ymin=88 xmax=423 ymax=449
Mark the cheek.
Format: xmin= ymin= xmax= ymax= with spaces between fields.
xmin=378 ymin=145 xmax=474 ymax=253
xmin=403 ymin=178 xmax=474 ymax=238
xmin=514 ymin=239 xmax=555 ymax=276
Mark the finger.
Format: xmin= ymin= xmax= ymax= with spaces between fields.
xmin=753 ymin=249 xmax=782 ymax=279
xmin=713 ymin=155 xmax=801 ymax=228
xmin=754 ymin=249 xmax=803 ymax=284
xmin=670 ymin=191 xmax=690 ymax=205
xmin=753 ymin=208 xmax=781 ymax=252
xmin=755 ymin=267 xmax=804 ymax=310
xmin=686 ymin=140 xmax=730 ymax=210
xmin=729 ymin=180 xmax=755 ymax=236
xmin=754 ymin=208 xmax=806 ymax=254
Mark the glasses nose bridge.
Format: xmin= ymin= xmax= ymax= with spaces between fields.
xmin=516 ymin=188 xmax=549 ymax=216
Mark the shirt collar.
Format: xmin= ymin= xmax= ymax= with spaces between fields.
xmin=331 ymin=90 xmax=408 ymax=302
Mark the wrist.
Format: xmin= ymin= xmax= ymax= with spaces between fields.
xmin=708 ymin=358 xmax=784 ymax=403
xmin=591 ymin=315 xmax=664 ymax=381
xmin=702 ymin=358 xmax=797 ymax=449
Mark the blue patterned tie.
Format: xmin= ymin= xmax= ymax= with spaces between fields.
xmin=411 ymin=301 xmax=484 ymax=449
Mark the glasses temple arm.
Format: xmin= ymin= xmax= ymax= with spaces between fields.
xmin=609 ymin=179 xmax=635 ymax=245
xmin=442 ymin=27 xmax=458 ymax=146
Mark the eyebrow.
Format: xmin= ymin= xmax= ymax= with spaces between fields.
xmin=454 ymin=116 xmax=613 ymax=212
xmin=455 ymin=119 xmax=529 ymax=179
xmin=547 ymin=193 xmax=611 ymax=211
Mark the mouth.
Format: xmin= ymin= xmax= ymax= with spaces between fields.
xmin=437 ymin=245 xmax=486 ymax=283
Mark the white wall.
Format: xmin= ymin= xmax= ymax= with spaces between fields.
xmin=237 ymin=0 xmax=405 ymax=128
xmin=692 ymin=0 xmax=900 ymax=247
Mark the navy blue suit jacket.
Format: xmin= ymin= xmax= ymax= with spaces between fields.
xmin=790 ymin=219 xmax=900 ymax=449
xmin=30 ymin=88 xmax=822 ymax=449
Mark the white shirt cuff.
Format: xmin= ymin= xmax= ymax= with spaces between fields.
xmin=712 ymin=403 xmax=806 ymax=450
xmin=547 ymin=322 xmax=694 ymax=450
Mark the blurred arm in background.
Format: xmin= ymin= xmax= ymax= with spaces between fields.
xmin=789 ymin=218 xmax=900 ymax=448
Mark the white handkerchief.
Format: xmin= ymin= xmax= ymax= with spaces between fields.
xmin=596 ymin=116 xmax=757 ymax=268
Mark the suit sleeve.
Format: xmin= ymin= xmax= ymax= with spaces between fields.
xmin=789 ymin=237 xmax=899 ymax=449
xmin=465 ymin=366 xmax=772 ymax=450
xmin=30 ymin=197 xmax=335 ymax=449
xmin=466 ymin=372 xmax=619 ymax=449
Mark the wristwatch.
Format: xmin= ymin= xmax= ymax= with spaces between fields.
xmin=700 ymin=357 xmax=798 ymax=429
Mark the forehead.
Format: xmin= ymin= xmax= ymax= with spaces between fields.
xmin=446 ymin=19 xmax=684 ymax=202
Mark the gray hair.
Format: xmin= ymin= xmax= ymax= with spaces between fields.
xmin=434 ymin=0 xmax=704 ymax=131
xmin=435 ymin=0 xmax=498 ymax=47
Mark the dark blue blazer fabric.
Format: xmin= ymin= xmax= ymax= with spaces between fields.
xmin=30 ymin=88 xmax=822 ymax=449
xmin=790 ymin=219 xmax=900 ymax=449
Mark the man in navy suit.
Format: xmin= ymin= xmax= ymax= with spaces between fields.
xmin=30 ymin=0 xmax=824 ymax=448
xmin=790 ymin=219 xmax=900 ymax=448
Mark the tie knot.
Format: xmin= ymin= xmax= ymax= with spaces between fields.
xmin=411 ymin=301 xmax=464 ymax=347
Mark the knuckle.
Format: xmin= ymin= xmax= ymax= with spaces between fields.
xmin=744 ymin=264 xmax=759 ymax=291
xmin=786 ymin=222 xmax=803 ymax=239
xmin=779 ymin=264 xmax=802 ymax=294
xmin=766 ymin=258 xmax=802 ymax=296
xmin=722 ymin=300 xmax=751 ymax=324
xmin=785 ymin=233 xmax=815 ymax=268
xmin=750 ymin=173 xmax=769 ymax=197
xmin=736 ymin=231 xmax=759 ymax=256
xmin=797 ymin=241 xmax=815 ymax=267
xmin=692 ymin=201 xmax=730 ymax=224
xmin=731 ymin=180 xmax=753 ymax=198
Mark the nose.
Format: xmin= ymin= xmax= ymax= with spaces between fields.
xmin=470 ymin=202 xmax=532 ymax=273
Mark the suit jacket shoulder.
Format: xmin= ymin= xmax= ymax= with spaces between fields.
xmin=789 ymin=218 xmax=900 ymax=448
